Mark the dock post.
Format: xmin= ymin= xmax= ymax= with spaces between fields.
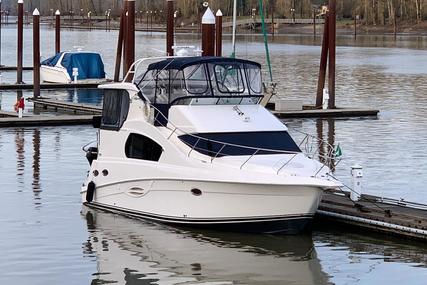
xmin=350 ymin=165 xmax=363 ymax=201
xmin=122 ymin=1 xmax=129 ymax=78
xmin=17 ymin=0 xmax=24 ymax=84
xmin=201 ymin=7 xmax=215 ymax=57
xmin=114 ymin=8 xmax=125 ymax=82
xmin=215 ymin=10 xmax=223 ymax=57
xmin=0 ymin=0 xmax=2 ymax=67
xmin=316 ymin=14 xmax=329 ymax=108
xmin=313 ymin=8 xmax=316 ymax=37
xmin=125 ymin=0 xmax=135 ymax=82
xmin=55 ymin=10 xmax=61 ymax=54
xmin=393 ymin=9 xmax=397 ymax=39
xmin=354 ymin=15 xmax=357 ymax=38
xmin=166 ymin=0 xmax=174 ymax=56
xmin=33 ymin=8 xmax=40 ymax=99
xmin=327 ymin=0 xmax=336 ymax=109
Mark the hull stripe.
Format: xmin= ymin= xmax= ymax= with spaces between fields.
xmin=84 ymin=202 xmax=314 ymax=225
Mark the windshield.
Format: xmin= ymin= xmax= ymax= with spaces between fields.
xmin=137 ymin=60 xmax=263 ymax=106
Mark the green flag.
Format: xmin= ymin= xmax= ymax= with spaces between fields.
xmin=335 ymin=144 xmax=343 ymax=158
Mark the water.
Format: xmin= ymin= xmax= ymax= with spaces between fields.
xmin=1 ymin=27 xmax=427 ymax=284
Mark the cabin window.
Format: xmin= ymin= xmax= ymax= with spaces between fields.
xmin=125 ymin=133 xmax=163 ymax=161
xmin=179 ymin=131 xmax=301 ymax=157
xmin=184 ymin=64 xmax=209 ymax=94
xmin=214 ymin=64 xmax=245 ymax=94
xmin=245 ymin=64 xmax=263 ymax=94
xmin=101 ymin=89 xmax=129 ymax=131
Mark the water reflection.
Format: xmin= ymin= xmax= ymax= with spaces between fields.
xmin=32 ymin=129 xmax=41 ymax=207
xmin=15 ymin=129 xmax=25 ymax=188
xmin=82 ymin=208 xmax=330 ymax=285
xmin=314 ymin=119 xmax=336 ymax=172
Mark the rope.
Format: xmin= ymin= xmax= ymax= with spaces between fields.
xmin=258 ymin=0 xmax=273 ymax=83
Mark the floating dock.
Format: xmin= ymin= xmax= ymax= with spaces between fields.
xmin=29 ymin=98 xmax=377 ymax=119
xmin=0 ymin=81 xmax=110 ymax=90
xmin=317 ymin=191 xmax=427 ymax=240
xmin=29 ymin=98 xmax=102 ymax=115
xmin=0 ymin=115 xmax=94 ymax=127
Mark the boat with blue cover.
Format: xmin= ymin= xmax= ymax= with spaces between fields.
xmin=40 ymin=51 xmax=106 ymax=84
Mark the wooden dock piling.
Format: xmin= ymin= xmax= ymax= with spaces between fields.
xmin=125 ymin=0 xmax=135 ymax=82
xmin=33 ymin=9 xmax=40 ymax=98
xmin=114 ymin=9 xmax=126 ymax=82
xmin=328 ymin=0 xmax=336 ymax=109
xmin=0 ymin=0 xmax=2 ymax=67
xmin=55 ymin=10 xmax=61 ymax=54
xmin=201 ymin=7 xmax=215 ymax=57
xmin=215 ymin=10 xmax=223 ymax=57
xmin=17 ymin=0 xmax=24 ymax=84
xmin=166 ymin=0 xmax=174 ymax=56
xmin=316 ymin=14 xmax=329 ymax=108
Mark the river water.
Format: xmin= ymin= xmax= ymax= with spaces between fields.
xmin=0 ymin=26 xmax=427 ymax=284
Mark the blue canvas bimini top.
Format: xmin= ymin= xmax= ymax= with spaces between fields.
xmin=41 ymin=52 xmax=106 ymax=80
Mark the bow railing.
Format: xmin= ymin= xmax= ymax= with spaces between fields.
xmin=144 ymin=102 xmax=340 ymax=176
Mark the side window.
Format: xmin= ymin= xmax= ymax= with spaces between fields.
xmin=125 ymin=133 xmax=163 ymax=162
xmin=101 ymin=89 xmax=130 ymax=131
xmin=184 ymin=64 xmax=209 ymax=94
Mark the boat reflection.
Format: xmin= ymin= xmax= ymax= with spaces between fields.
xmin=82 ymin=207 xmax=331 ymax=285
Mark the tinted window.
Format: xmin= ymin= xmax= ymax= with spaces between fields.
xmin=125 ymin=133 xmax=163 ymax=161
xmin=179 ymin=131 xmax=301 ymax=157
xmin=101 ymin=89 xmax=129 ymax=131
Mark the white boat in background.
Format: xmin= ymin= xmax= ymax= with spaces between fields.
xmin=40 ymin=51 xmax=106 ymax=84
xmin=81 ymin=52 xmax=342 ymax=234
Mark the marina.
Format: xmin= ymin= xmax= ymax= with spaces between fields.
xmin=0 ymin=0 xmax=427 ymax=284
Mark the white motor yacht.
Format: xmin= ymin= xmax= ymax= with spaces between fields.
xmin=81 ymin=55 xmax=342 ymax=234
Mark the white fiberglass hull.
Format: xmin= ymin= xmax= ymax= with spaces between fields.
xmin=40 ymin=65 xmax=70 ymax=83
xmin=82 ymin=179 xmax=323 ymax=234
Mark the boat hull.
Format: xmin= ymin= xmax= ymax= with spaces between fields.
xmin=81 ymin=180 xmax=323 ymax=234
xmin=40 ymin=65 xmax=70 ymax=83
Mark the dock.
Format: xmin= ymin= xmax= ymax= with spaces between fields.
xmin=0 ymin=81 xmax=110 ymax=91
xmin=29 ymin=98 xmax=102 ymax=115
xmin=0 ymin=115 xmax=94 ymax=127
xmin=272 ymin=108 xmax=379 ymax=118
xmin=317 ymin=191 xmax=427 ymax=240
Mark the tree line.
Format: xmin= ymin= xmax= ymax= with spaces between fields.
xmin=2 ymin=0 xmax=425 ymax=24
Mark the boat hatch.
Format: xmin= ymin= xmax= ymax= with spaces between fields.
xmin=135 ymin=57 xmax=263 ymax=107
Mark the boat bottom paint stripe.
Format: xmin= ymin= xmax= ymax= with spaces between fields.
xmin=85 ymin=202 xmax=313 ymax=224
xmin=317 ymin=210 xmax=427 ymax=237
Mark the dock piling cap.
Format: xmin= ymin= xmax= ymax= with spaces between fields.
xmin=33 ymin=8 xmax=40 ymax=16
xmin=202 ymin=7 xmax=215 ymax=25
xmin=18 ymin=0 xmax=24 ymax=4
xmin=55 ymin=10 xmax=61 ymax=16
xmin=216 ymin=9 xmax=223 ymax=17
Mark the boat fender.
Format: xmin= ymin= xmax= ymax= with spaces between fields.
xmin=86 ymin=181 xmax=96 ymax=203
